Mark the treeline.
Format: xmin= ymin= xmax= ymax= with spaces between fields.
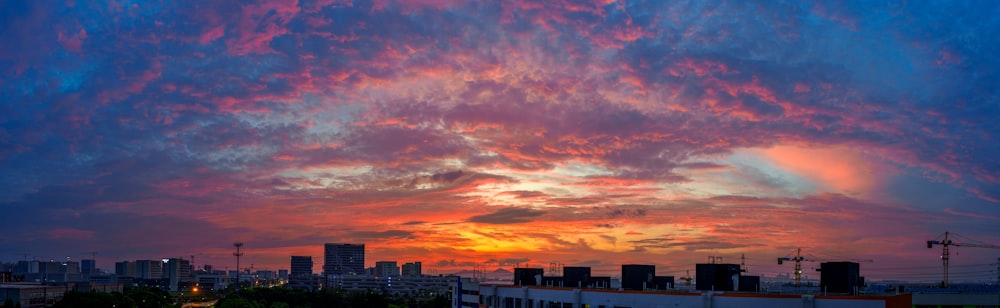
xmin=47 ymin=287 xmax=177 ymax=308
xmin=215 ymin=287 xmax=450 ymax=308
xmin=46 ymin=285 xmax=449 ymax=308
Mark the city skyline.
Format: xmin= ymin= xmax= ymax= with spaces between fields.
xmin=2 ymin=1 xmax=1000 ymax=284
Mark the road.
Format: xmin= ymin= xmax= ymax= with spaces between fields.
xmin=181 ymin=299 xmax=218 ymax=308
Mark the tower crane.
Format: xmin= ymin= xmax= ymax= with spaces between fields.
xmin=778 ymin=248 xmax=873 ymax=287
xmin=680 ymin=270 xmax=693 ymax=286
xmin=926 ymin=231 xmax=1000 ymax=288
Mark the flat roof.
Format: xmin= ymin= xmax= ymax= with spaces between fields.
xmin=491 ymin=285 xmax=910 ymax=299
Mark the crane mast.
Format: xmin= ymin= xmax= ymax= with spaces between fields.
xmin=926 ymin=231 xmax=1000 ymax=288
xmin=778 ymin=248 xmax=872 ymax=287
xmin=777 ymin=248 xmax=805 ymax=286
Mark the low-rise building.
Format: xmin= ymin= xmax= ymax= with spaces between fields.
xmin=195 ymin=273 xmax=228 ymax=291
xmin=0 ymin=284 xmax=71 ymax=308
xmin=327 ymin=275 xmax=453 ymax=297
xmin=450 ymin=278 xmax=480 ymax=308
xmin=468 ymin=285 xmax=912 ymax=308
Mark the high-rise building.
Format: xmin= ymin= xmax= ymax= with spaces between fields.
xmin=15 ymin=261 xmax=33 ymax=274
xmin=81 ymin=259 xmax=96 ymax=275
xmin=323 ymin=243 xmax=364 ymax=276
xmin=375 ymin=261 xmax=399 ymax=277
xmin=289 ymin=256 xmax=314 ymax=289
xmin=115 ymin=261 xmax=137 ymax=277
xmin=402 ymin=262 xmax=422 ymax=276
xmin=61 ymin=261 xmax=80 ymax=275
xmin=163 ymin=258 xmax=192 ymax=292
xmin=290 ymin=256 xmax=313 ymax=277
xmin=37 ymin=262 xmax=61 ymax=275
xmin=134 ymin=260 xmax=163 ymax=280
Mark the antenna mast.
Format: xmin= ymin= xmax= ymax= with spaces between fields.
xmin=233 ymin=242 xmax=245 ymax=293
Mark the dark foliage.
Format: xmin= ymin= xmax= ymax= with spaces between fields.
xmin=51 ymin=291 xmax=134 ymax=308
xmin=214 ymin=287 xmax=450 ymax=308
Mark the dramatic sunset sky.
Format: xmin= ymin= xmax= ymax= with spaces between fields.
xmin=2 ymin=0 xmax=999 ymax=282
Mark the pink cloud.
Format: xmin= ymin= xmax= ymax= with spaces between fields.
xmin=57 ymin=29 xmax=88 ymax=52
xmin=226 ymin=0 xmax=301 ymax=55
xmin=943 ymin=207 xmax=997 ymax=220
xmin=199 ymin=24 xmax=226 ymax=44
xmin=793 ymin=83 xmax=811 ymax=93
xmin=754 ymin=145 xmax=898 ymax=198
xmin=668 ymin=58 xmax=734 ymax=78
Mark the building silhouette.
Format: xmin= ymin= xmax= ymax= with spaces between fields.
xmin=289 ymin=256 xmax=314 ymax=289
xmin=81 ymin=259 xmax=96 ymax=275
xmin=290 ymin=256 xmax=313 ymax=277
xmin=375 ymin=261 xmax=399 ymax=277
xmin=323 ymin=243 xmax=365 ymax=276
xmin=134 ymin=260 xmax=162 ymax=280
xmin=115 ymin=261 xmax=136 ymax=277
xmin=402 ymin=262 xmax=422 ymax=276
xmin=162 ymin=258 xmax=191 ymax=292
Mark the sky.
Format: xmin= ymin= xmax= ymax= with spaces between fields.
xmin=1 ymin=0 xmax=1000 ymax=283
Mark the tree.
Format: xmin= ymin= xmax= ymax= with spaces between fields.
xmin=125 ymin=287 xmax=173 ymax=308
xmin=51 ymin=291 xmax=134 ymax=308
xmin=421 ymin=294 xmax=450 ymax=308
xmin=268 ymin=302 xmax=290 ymax=308
xmin=216 ymin=298 xmax=265 ymax=308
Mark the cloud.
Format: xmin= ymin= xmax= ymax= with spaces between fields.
xmin=606 ymin=206 xmax=648 ymax=219
xmin=1 ymin=0 xmax=999 ymax=278
xmin=468 ymin=207 xmax=546 ymax=224
xmin=346 ymin=230 xmax=414 ymax=240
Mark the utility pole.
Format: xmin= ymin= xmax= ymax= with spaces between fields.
xmin=233 ymin=242 xmax=244 ymax=294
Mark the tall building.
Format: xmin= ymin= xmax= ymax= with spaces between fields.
xmin=134 ymin=260 xmax=163 ymax=280
xmin=375 ymin=261 xmax=399 ymax=277
xmin=115 ymin=261 xmax=137 ymax=277
xmin=323 ymin=243 xmax=364 ymax=276
xmin=61 ymin=261 xmax=80 ymax=275
xmin=289 ymin=256 xmax=314 ymax=289
xmin=290 ymin=256 xmax=313 ymax=277
xmin=163 ymin=258 xmax=192 ymax=292
xmin=402 ymin=262 xmax=422 ymax=276
xmin=81 ymin=259 xmax=96 ymax=275
xmin=14 ymin=261 xmax=33 ymax=274
xmin=39 ymin=262 xmax=60 ymax=274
